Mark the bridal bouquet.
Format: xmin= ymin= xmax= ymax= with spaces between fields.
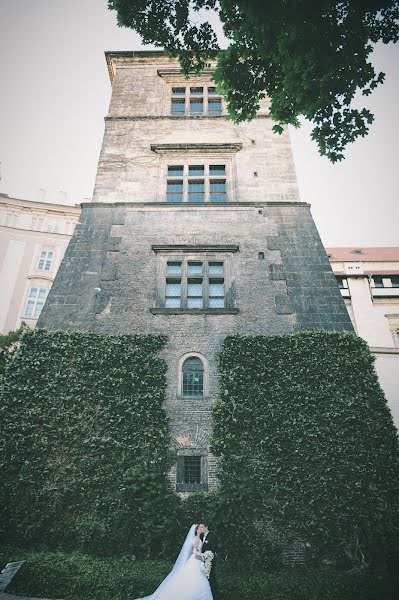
xmin=202 ymin=550 xmax=214 ymax=578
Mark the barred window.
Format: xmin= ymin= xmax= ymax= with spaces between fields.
xmin=183 ymin=456 xmax=201 ymax=484
xmin=176 ymin=453 xmax=208 ymax=492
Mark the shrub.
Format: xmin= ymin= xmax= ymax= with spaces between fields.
xmin=1 ymin=547 xmax=397 ymax=600
xmin=212 ymin=331 xmax=399 ymax=570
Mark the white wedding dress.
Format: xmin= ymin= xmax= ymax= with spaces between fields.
xmin=135 ymin=525 xmax=213 ymax=600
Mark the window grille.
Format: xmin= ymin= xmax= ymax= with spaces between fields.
xmin=183 ymin=456 xmax=201 ymax=484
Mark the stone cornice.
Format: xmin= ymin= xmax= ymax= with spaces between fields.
xmin=369 ymin=347 xmax=399 ymax=354
xmin=151 ymin=244 xmax=239 ymax=253
xmin=83 ymin=200 xmax=308 ymax=208
xmin=157 ymin=67 xmax=216 ymax=83
xmin=150 ymin=307 xmax=239 ymax=315
xmin=150 ymin=142 xmax=243 ymax=154
xmin=0 ymin=194 xmax=81 ymax=216
xmin=105 ymin=115 xmax=270 ymax=121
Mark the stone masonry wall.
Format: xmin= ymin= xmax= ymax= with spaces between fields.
xmin=39 ymin=201 xmax=353 ymax=490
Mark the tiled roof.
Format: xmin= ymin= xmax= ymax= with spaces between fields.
xmin=325 ymin=247 xmax=399 ymax=262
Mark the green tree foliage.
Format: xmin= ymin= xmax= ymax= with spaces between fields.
xmin=212 ymin=331 xmax=399 ymax=570
xmin=0 ymin=329 xmax=179 ymax=557
xmin=108 ymin=0 xmax=399 ymax=162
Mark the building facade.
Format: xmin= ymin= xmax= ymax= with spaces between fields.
xmin=327 ymin=247 xmax=399 ymax=427
xmin=0 ymin=193 xmax=80 ymax=334
xmin=38 ymin=50 xmax=354 ymax=492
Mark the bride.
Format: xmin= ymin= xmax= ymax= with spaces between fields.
xmin=135 ymin=523 xmax=213 ymax=600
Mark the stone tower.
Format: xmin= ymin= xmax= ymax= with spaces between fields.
xmin=38 ymin=51 xmax=353 ymax=492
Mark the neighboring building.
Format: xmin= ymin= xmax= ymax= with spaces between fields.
xmin=327 ymin=247 xmax=399 ymax=428
xmin=38 ymin=50 xmax=353 ymax=493
xmin=0 ymin=193 xmax=80 ymax=334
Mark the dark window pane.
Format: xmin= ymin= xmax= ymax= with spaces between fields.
xmin=165 ymin=297 xmax=181 ymax=308
xmin=187 ymin=281 xmax=203 ymax=297
xmin=189 ymin=165 xmax=204 ymax=176
xmin=209 ymin=165 xmax=226 ymax=176
xmin=172 ymin=87 xmax=186 ymax=96
xmin=209 ymin=298 xmax=224 ymax=308
xmin=168 ymin=165 xmax=184 ymax=176
xmin=167 ymin=180 xmax=183 ymax=202
xmin=167 ymin=261 xmax=182 ymax=274
xmin=165 ymin=278 xmax=181 ymax=308
xmin=182 ymin=357 xmax=204 ymax=396
xmin=183 ymin=456 xmax=201 ymax=484
xmin=207 ymin=87 xmax=219 ymax=96
xmin=208 ymin=262 xmax=224 ymax=275
xmin=210 ymin=179 xmax=227 ymax=202
xmin=171 ymin=98 xmax=185 ymax=114
xmin=208 ymin=99 xmax=222 ymax=114
xmin=187 ymin=297 xmax=203 ymax=308
xmin=188 ymin=180 xmax=204 ymax=202
xmin=190 ymin=98 xmax=203 ymax=115
xmin=209 ymin=280 xmax=224 ymax=297
xmin=183 ymin=357 xmax=204 ymax=371
xmin=390 ymin=276 xmax=399 ymax=288
xmin=190 ymin=87 xmax=203 ymax=96
xmin=372 ymin=276 xmax=384 ymax=288
xmin=188 ymin=262 xmax=203 ymax=275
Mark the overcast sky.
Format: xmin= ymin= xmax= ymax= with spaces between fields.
xmin=0 ymin=0 xmax=398 ymax=246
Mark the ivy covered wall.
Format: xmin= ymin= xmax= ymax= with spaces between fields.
xmin=0 ymin=329 xmax=179 ymax=557
xmin=212 ymin=331 xmax=399 ymax=569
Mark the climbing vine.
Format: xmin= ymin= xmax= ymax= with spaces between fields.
xmin=0 ymin=328 xmax=179 ymax=557
xmin=212 ymin=331 xmax=399 ymax=569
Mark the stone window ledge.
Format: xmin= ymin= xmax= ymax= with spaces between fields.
xmin=176 ymin=483 xmax=209 ymax=493
xmin=150 ymin=143 xmax=243 ymax=154
xmin=150 ymin=308 xmax=239 ymax=315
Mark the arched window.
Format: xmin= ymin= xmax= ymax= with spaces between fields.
xmin=182 ymin=356 xmax=204 ymax=397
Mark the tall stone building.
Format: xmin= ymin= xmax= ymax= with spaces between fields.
xmin=38 ymin=51 xmax=353 ymax=492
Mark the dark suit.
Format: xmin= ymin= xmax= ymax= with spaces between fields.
xmin=201 ymin=531 xmax=218 ymax=599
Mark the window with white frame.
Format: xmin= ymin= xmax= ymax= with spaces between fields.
xmin=46 ymin=220 xmax=62 ymax=233
xmin=170 ymin=85 xmax=222 ymax=116
xmin=164 ymin=258 xmax=226 ymax=309
xmin=24 ymin=287 xmax=47 ymax=318
xmin=37 ymin=250 xmax=54 ymax=271
xmin=166 ymin=164 xmax=227 ymax=203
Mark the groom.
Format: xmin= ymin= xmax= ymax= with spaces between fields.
xmin=196 ymin=520 xmax=218 ymax=599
